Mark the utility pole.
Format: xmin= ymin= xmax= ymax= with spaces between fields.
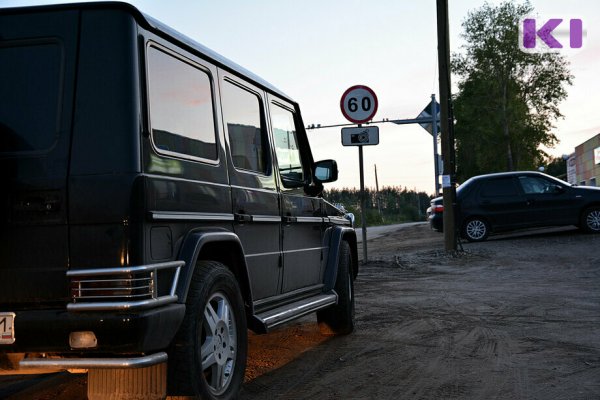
xmin=374 ymin=164 xmax=382 ymax=219
xmin=436 ymin=0 xmax=457 ymax=251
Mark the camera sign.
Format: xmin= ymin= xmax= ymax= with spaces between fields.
xmin=340 ymin=85 xmax=378 ymax=124
xmin=341 ymin=126 xmax=379 ymax=146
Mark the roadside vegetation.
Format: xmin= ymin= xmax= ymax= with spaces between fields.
xmin=323 ymin=187 xmax=431 ymax=227
xmin=452 ymin=1 xmax=572 ymax=182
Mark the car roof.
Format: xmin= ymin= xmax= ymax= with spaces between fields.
xmin=0 ymin=1 xmax=293 ymax=102
xmin=470 ymin=171 xmax=547 ymax=181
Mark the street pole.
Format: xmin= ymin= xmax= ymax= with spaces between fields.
xmin=431 ymin=94 xmax=440 ymax=196
xmin=436 ymin=0 xmax=457 ymax=251
xmin=358 ymin=144 xmax=368 ymax=263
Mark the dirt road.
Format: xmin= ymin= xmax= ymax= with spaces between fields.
xmin=2 ymin=224 xmax=599 ymax=399
xmin=242 ymin=224 xmax=600 ymax=399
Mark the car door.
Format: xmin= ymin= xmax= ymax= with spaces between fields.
xmin=475 ymin=177 xmax=532 ymax=229
xmin=516 ymin=175 xmax=577 ymax=225
xmin=0 ymin=11 xmax=79 ymax=305
xmin=268 ymin=96 xmax=324 ymax=294
xmin=219 ymin=74 xmax=282 ymax=301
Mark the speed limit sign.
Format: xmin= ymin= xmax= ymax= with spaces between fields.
xmin=340 ymin=85 xmax=378 ymax=124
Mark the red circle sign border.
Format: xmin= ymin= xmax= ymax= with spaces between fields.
xmin=340 ymin=85 xmax=379 ymax=124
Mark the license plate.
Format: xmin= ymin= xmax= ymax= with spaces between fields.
xmin=0 ymin=312 xmax=16 ymax=344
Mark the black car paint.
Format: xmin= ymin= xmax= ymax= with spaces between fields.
xmin=427 ymin=171 xmax=600 ymax=238
xmin=0 ymin=2 xmax=357 ymax=357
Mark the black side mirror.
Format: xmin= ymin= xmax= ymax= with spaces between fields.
xmin=552 ymin=184 xmax=565 ymax=194
xmin=314 ymin=160 xmax=338 ymax=183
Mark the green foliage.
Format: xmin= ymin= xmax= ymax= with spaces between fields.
xmin=452 ymin=1 xmax=572 ymax=182
xmin=323 ymin=187 xmax=431 ymax=227
xmin=543 ymin=156 xmax=567 ymax=179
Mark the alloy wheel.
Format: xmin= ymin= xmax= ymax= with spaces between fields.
xmin=200 ymin=291 xmax=237 ymax=395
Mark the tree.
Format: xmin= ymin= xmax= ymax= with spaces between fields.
xmin=452 ymin=1 xmax=572 ymax=182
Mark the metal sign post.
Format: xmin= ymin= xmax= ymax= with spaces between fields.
xmin=416 ymin=95 xmax=441 ymax=196
xmin=340 ymin=85 xmax=379 ymax=263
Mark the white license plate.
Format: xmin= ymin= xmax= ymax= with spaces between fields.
xmin=0 ymin=312 xmax=16 ymax=344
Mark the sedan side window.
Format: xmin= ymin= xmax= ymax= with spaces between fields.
xmin=479 ymin=178 xmax=518 ymax=197
xmin=519 ymin=176 xmax=552 ymax=194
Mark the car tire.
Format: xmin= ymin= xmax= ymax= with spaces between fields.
xmin=317 ymin=241 xmax=355 ymax=336
xmin=462 ymin=217 xmax=490 ymax=242
xmin=581 ymin=206 xmax=600 ymax=233
xmin=168 ymin=261 xmax=247 ymax=400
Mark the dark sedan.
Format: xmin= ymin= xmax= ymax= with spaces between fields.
xmin=427 ymin=171 xmax=600 ymax=241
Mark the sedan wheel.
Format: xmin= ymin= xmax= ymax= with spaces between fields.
xmin=463 ymin=218 xmax=489 ymax=242
xmin=583 ymin=207 xmax=600 ymax=233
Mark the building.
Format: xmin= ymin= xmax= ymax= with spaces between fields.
xmin=572 ymin=133 xmax=600 ymax=186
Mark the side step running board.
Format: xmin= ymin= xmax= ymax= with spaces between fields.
xmin=252 ymin=292 xmax=338 ymax=333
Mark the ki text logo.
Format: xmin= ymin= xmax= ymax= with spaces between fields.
xmin=519 ymin=17 xmax=585 ymax=54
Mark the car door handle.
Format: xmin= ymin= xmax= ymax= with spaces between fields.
xmin=234 ymin=213 xmax=253 ymax=223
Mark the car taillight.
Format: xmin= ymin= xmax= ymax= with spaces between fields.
xmin=433 ymin=204 xmax=444 ymax=213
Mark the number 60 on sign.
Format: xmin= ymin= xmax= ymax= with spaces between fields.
xmin=340 ymin=85 xmax=378 ymax=124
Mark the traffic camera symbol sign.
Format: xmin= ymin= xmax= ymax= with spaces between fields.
xmin=341 ymin=126 xmax=379 ymax=146
xmin=340 ymin=85 xmax=378 ymax=124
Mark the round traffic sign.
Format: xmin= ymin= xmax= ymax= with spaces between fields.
xmin=340 ymin=85 xmax=378 ymax=124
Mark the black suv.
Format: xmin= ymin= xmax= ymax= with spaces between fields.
xmin=427 ymin=171 xmax=600 ymax=241
xmin=0 ymin=3 xmax=358 ymax=399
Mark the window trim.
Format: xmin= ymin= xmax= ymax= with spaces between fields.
xmin=222 ymin=77 xmax=272 ymax=176
xmin=145 ymin=41 xmax=219 ymax=165
xmin=270 ymin=101 xmax=306 ymax=187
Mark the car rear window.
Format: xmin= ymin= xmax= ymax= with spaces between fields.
xmin=0 ymin=41 xmax=62 ymax=153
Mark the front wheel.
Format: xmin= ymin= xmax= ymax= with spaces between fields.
xmin=581 ymin=207 xmax=600 ymax=233
xmin=168 ymin=261 xmax=247 ymax=400
xmin=317 ymin=241 xmax=355 ymax=336
xmin=462 ymin=217 xmax=490 ymax=242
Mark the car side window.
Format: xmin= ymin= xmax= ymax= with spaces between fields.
xmin=518 ymin=176 xmax=552 ymax=194
xmin=147 ymin=46 xmax=218 ymax=161
xmin=479 ymin=178 xmax=518 ymax=197
xmin=271 ymin=103 xmax=304 ymax=184
xmin=221 ymin=80 xmax=269 ymax=174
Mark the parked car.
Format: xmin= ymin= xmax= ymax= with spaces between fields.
xmin=427 ymin=171 xmax=600 ymax=241
xmin=0 ymin=3 xmax=358 ymax=399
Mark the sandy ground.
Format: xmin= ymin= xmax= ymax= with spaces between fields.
xmin=2 ymin=223 xmax=599 ymax=399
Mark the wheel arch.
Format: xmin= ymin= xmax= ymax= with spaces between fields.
xmin=176 ymin=230 xmax=253 ymax=314
xmin=323 ymin=226 xmax=358 ymax=292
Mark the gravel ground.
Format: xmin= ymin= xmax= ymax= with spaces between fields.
xmin=2 ymin=223 xmax=599 ymax=399
xmin=241 ymin=224 xmax=600 ymax=399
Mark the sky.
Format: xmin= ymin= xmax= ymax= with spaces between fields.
xmin=3 ymin=0 xmax=599 ymax=195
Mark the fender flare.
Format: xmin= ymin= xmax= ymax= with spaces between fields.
xmin=175 ymin=229 xmax=253 ymax=310
xmin=322 ymin=226 xmax=358 ymax=292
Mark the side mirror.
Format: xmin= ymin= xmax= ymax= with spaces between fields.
xmin=552 ymin=184 xmax=565 ymax=194
xmin=314 ymin=159 xmax=338 ymax=183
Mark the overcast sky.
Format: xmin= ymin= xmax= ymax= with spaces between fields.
xmin=3 ymin=0 xmax=599 ymax=194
